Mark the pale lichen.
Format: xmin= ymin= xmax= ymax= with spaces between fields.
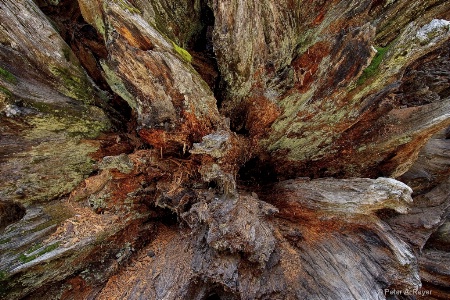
xmin=26 ymin=110 xmax=109 ymax=140
xmin=88 ymin=193 xmax=110 ymax=212
xmin=100 ymin=60 xmax=137 ymax=110
xmin=0 ymin=111 xmax=109 ymax=205
xmin=98 ymin=154 xmax=134 ymax=174
xmin=190 ymin=131 xmax=231 ymax=158
xmin=416 ymin=19 xmax=450 ymax=45
xmin=94 ymin=15 xmax=106 ymax=38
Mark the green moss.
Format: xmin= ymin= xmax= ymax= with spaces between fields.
xmin=62 ymin=47 xmax=72 ymax=62
xmin=19 ymin=140 xmax=97 ymax=204
xmin=25 ymin=243 xmax=44 ymax=255
xmin=397 ymin=136 xmax=412 ymax=144
xmin=31 ymin=219 xmax=58 ymax=233
xmin=40 ymin=242 xmax=60 ymax=254
xmin=18 ymin=253 xmax=36 ymax=263
xmin=24 ymin=100 xmax=95 ymax=119
xmin=7 ymin=113 xmax=109 ymax=205
xmin=357 ymin=145 xmax=367 ymax=152
xmin=0 ymin=237 xmax=11 ymax=245
xmin=357 ymin=47 xmax=389 ymax=85
xmin=0 ymin=66 xmax=17 ymax=84
xmin=271 ymin=91 xmax=313 ymax=133
xmin=19 ymin=242 xmax=60 ymax=263
xmin=0 ymin=270 xmax=8 ymax=280
xmin=43 ymin=202 xmax=74 ymax=224
xmin=50 ymin=66 xmax=94 ymax=104
xmin=0 ymin=270 xmax=9 ymax=295
xmin=172 ymin=41 xmax=192 ymax=63
xmin=264 ymin=90 xmax=355 ymax=161
xmin=0 ymin=85 xmax=12 ymax=97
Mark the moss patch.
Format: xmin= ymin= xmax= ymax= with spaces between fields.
xmin=357 ymin=47 xmax=389 ymax=85
xmin=172 ymin=41 xmax=192 ymax=63
xmin=24 ymin=243 xmax=44 ymax=255
xmin=0 ymin=270 xmax=8 ymax=280
xmin=0 ymin=66 xmax=17 ymax=84
xmin=30 ymin=220 xmax=57 ymax=233
xmin=0 ymin=237 xmax=12 ymax=245
xmin=50 ymin=66 xmax=95 ymax=104
xmin=62 ymin=46 xmax=72 ymax=62
xmin=28 ymin=202 xmax=72 ymax=234
xmin=0 ymin=85 xmax=12 ymax=97
xmin=0 ymin=270 xmax=8 ymax=296
xmin=0 ymin=105 xmax=109 ymax=204
xmin=18 ymin=242 xmax=60 ymax=263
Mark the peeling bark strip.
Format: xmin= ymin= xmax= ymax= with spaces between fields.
xmin=1 ymin=0 xmax=450 ymax=299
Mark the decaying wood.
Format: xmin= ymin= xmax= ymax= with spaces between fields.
xmin=1 ymin=0 xmax=450 ymax=299
xmin=93 ymin=176 xmax=420 ymax=300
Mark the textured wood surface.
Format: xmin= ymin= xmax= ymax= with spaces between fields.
xmin=1 ymin=0 xmax=449 ymax=299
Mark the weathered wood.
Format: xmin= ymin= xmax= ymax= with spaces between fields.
xmin=77 ymin=0 xmax=226 ymax=154
xmin=400 ymin=136 xmax=450 ymax=195
xmin=210 ymin=0 xmax=450 ymax=179
xmin=1 ymin=0 xmax=450 ymax=299
xmin=419 ymin=250 xmax=450 ymax=299
xmin=95 ymin=177 xmax=420 ymax=300
xmin=0 ymin=0 xmax=111 ymax=205
xmin=385 ymin=178 xmax=450 ymax=253
xmin=426 ymin=218 xmax=450 ymax=251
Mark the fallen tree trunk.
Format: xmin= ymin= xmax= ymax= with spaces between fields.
xmin=1 ymin=0 xmax=450 ymax=299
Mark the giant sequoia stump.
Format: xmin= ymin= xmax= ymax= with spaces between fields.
xmin=1 ymin=0 xmax=450 ymax=299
